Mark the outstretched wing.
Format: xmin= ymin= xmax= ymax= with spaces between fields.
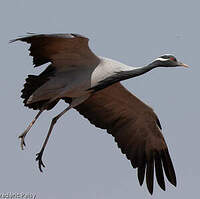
xmin=73 ymin=82 xmax=176 ymax=194
xmin=11 ymin=33 xmax=100 ymax=68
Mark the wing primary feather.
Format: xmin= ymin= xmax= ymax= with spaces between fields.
xmin=155 ymin=151 xmax=166 ymax=191
xmin=137 ymin=166 xmax=146 ymax=186
xmin=161 ymin=149 xmax=177 ymax=186
xmin=136 ymin=144 xmax=146 ymax=168
xmin=146 ymin=152 xmax=154 ymax=194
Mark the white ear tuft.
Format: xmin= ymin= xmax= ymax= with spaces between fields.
xmin=154 ymin=57 xmax=168 ymax=62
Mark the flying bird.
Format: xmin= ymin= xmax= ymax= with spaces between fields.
xmin=11 ymin=33 xmax=189 ymax=194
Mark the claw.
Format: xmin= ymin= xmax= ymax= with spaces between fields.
xmin=18 ymin=135 xmax=26 ymax=150
xmin=36 ymin=150 xmax=46 ymax=172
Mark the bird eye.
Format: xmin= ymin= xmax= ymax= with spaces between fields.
xmin=169 ymin=57 xmax=177 ymax=62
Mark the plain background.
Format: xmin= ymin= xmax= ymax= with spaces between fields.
xmin=1 ymin=0 xmax=199 ymax=198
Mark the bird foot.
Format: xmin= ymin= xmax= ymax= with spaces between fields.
xmin=36 ymin=149 xmax=46 ymax=172
xmin=18 ymin=134 xmax=26 ymax=150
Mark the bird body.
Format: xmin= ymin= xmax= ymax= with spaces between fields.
xmin=11 ymin=33 xmax=189 ymax=194
xmin=27 ymin=56 xmax=135 ymax=104
xmin=27 ymin=65 xmax=91 ymax=103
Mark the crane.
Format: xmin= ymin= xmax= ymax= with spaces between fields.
xmin=11 ymin=33 xmax=189 ymax=194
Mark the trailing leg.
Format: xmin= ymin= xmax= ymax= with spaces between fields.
xmin=18 ymin=110 xmax=43 ymax=150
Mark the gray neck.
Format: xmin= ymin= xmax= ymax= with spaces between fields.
xmin=90 ymin=63 xmax=156 ymax=92
xmin=115 ymin=62 xmax=156 ymax=81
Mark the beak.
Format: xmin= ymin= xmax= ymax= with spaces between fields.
xmin=178 ymin=62 xmax=190 ymax=68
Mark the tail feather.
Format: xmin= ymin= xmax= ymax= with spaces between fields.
xmin=21 ymin=65 xmax=59 ymax=110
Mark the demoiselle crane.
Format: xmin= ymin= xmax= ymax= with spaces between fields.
xmin=11 ymin=33 xmax=189 ymax=194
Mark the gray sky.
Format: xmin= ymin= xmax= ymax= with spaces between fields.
xmin=1 ymin=0 xmax=199 ymax=198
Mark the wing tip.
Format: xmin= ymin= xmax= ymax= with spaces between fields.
xmin=149 ymin=189 xmax=153 ymax=195
xmin=9 ymin=36 xmax=28 ymax=43
xmin=137 ymin=166 xmax=145 ymax=186
xmin=9 ymin=38 xmax=17 ymax=43
xmin=10 ymin=33 xmax=36 ymax=43
xmin=169 ymin=176 xmax=177 ymax=187
xmin=135 ymin=148 xmax=176 ymax=194
xmin=146 ymin=180 xmax=153 ymax=195
xmin=9 ymin=32 xmax=88 ymax=44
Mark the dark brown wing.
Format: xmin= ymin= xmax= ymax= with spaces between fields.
xmin=11 ymin=33 xmax=100 ymax=68
xmin=73 ymin=82 xmax=176 ymax=194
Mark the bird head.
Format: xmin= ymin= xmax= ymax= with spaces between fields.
xmin=151 ymin=54 xmax=189 ymax=68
